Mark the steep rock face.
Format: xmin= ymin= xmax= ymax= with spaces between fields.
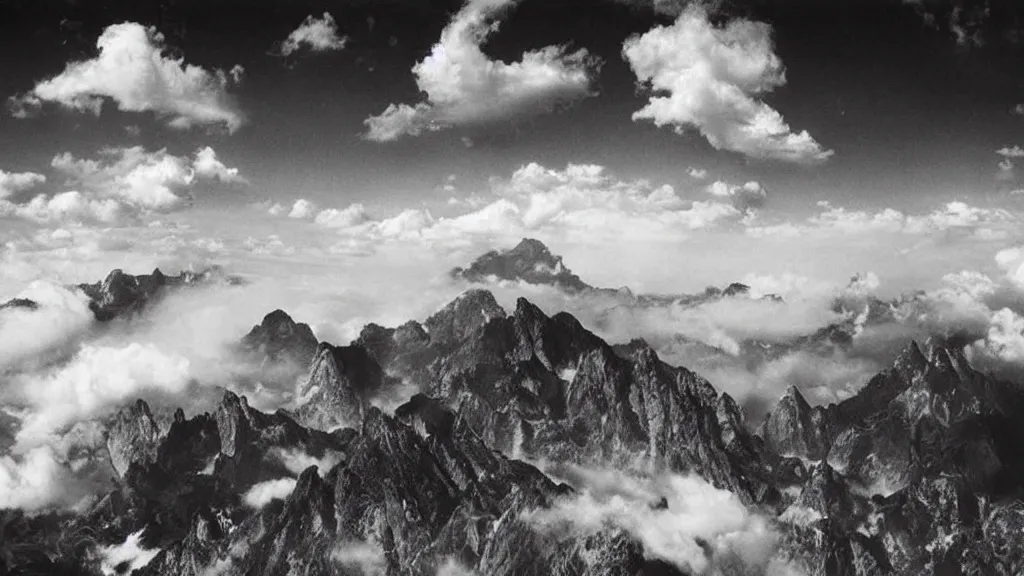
xmin=106 ymin=399 xmax=163 ymax=478
xmin=423 ymin=288 xmax=507 ymax=346
xmin=239 ymin=309 xmax=318 ymax=369
xmin=451 ymin=238 xmax=591 ymax=293
xmin=294 ymin=343 xmax=389 ymax=431
xmin=760 ymin=386 xmax=830 ymax=461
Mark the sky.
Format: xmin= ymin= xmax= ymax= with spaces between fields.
xmin=0 ymin=0 xmax=1023 ymax=296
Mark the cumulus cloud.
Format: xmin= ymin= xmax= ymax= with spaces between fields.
xmin=996 ymin=245 xmax=1024 ymax=288
xmin=243 ymin=477 xmax=297 ymax=508
xmin=314 ymin=204 xmax=370 ymax=228
xmin=0 ymin=191 xmax=124 ymax=224
xmin=363 ymin=0 xmax=599 ymax=141
xmin=524 ymin=465 xmax=786 ymax=574
xmin=287 ymin=199 xmax=318 ymax=220
xmin=622 ymin=6 xmax=832 ymax=163
xmin=686 ymin=167 xmax=708 ymax=180
xmin=997 ymin=145 xmax=1024 ymax=158
xmin=193 ymin=147 xmax=247 ymax=183
xmin=279 ymin=13 xmax=347 ymax=56
xmin=0 ymin=170 xmax=46 ymax=200
xmin=9 ymin=22 xmax=244 ymax=131
xmin=707 ymin=180 xmax=768 ymax=212
xmin=0 ymin=281 xmax=94 ymax=373
xmin=0 ymin=145 xmax=251 ymax=224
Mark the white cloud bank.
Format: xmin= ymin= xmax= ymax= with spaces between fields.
xmin=622 ymin=6 xmax=832 ymax=163
xmin=0 ymin=281 xmax=94 ymax=373
xmin=9 ymin=22 xmax=244 ymax=132
xmin=364 ymin=0 xmax=600 ymax=141
xmin=12 ymin=343 xmax=192 ymax=447
xmin=271 ymin=162 xmax=751 ymax=247
xmin=524 ymin=465 xmax=797 ymax=575
xmin=280 ymin=13 xmax=347 ymax=56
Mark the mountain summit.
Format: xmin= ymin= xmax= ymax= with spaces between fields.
xmin=450 ymin=238 xmax=591 ymax=292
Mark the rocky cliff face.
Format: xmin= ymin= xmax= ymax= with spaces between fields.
xmin=4 ymin=287 xmax=1024 ymax=575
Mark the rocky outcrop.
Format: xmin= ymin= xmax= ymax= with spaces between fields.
xmin=106 ymin=400 xmax=163 ymax=478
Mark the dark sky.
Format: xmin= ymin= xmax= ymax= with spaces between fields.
xmin=0 ymin=0 xmax=1022 ymax=214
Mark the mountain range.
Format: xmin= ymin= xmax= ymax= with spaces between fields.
xmin=1 ymin=244 xmax=1022 ymax=575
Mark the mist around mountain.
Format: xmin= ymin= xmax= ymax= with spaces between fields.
xmin=2 ymin=243 xmax=1024 ymax=575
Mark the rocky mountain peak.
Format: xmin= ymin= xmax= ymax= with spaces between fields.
xmin=451 ymin=238 xmax=591 ymax=293
xmin=424 ymin=288 xmax=505 ymax=344
xmin=760 ymin=385 xmax=828 ymax=461
xmin=295 ymin=342 xmax=386 ymax=431
xmin=240 ymin=309 xmax=318 ymax=368
xmin=722 ymin=282 xmax=751 ymax=297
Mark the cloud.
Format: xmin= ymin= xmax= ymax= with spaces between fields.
xmin=707 ymin=180 xmax=768 ymax=212
xmin=363 ymin=0 xmax=600 ymax=141
xmin=98 ymin=530 xmax=160 ymax=575
xmin=622 ymin=6 xmax=832 ymax=163
xmin=748 ymin=200 xmax=1013 ymax=238
xmin=0 ymin=281 xmax=94 ymax=373
xmin=193 ymin=147 xmax=247 ymax=184
xmin=288 ymin=162 xmax=752 ymax=247
xmin=273 ymin=447 xmax=342 ymax=476
xmin=1014 ymin=104 xmax=1024 ymax=116
xmin=1 ymin=192 xmax=125 ymax=224
xmin=313 ymin=204 xmax=369 ymax=228
xmin=243 ymin=477 xmax=297 ymax=508
xmin=0 ymin=170 xmax=46 ymax=200
xmin=995 ymin=245 xmax=1024 ymax=288
xmin=0 ymin=445 xmax=83 ymax=511
xmin=1 ymin=145 xmax=250 ymax=224
xmin=12 ymin=343 xmax=193 ymax=447
xmin=287 ymin=199 xmax=318 ymax=220
xmin=331 ymin=541 xmax=386 ymax=574
xmin=9 ymin=22 xmax=244 ymax=131
xmin=280 ymin=13 xmax=347 ymax=56
xmin=686 ymin=167 xmax=708 ymax=180
xmin=523 ymin=465 xmax=786 ymax=574
xmin=997 ymin=145 xmax=1024 ymax=158
xmin=972 ymin=307 xmax=1024 ymax=364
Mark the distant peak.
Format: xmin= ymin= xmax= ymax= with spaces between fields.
xmin=452 ymin=239 xmax=590 ymax=293
xmin=262 ymin=309 xmax=297 ymax=327
xmin=722 ymin=282 xmax=751 ymax=297
xmin=510 ymin=237 xmax=551 ymax=255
